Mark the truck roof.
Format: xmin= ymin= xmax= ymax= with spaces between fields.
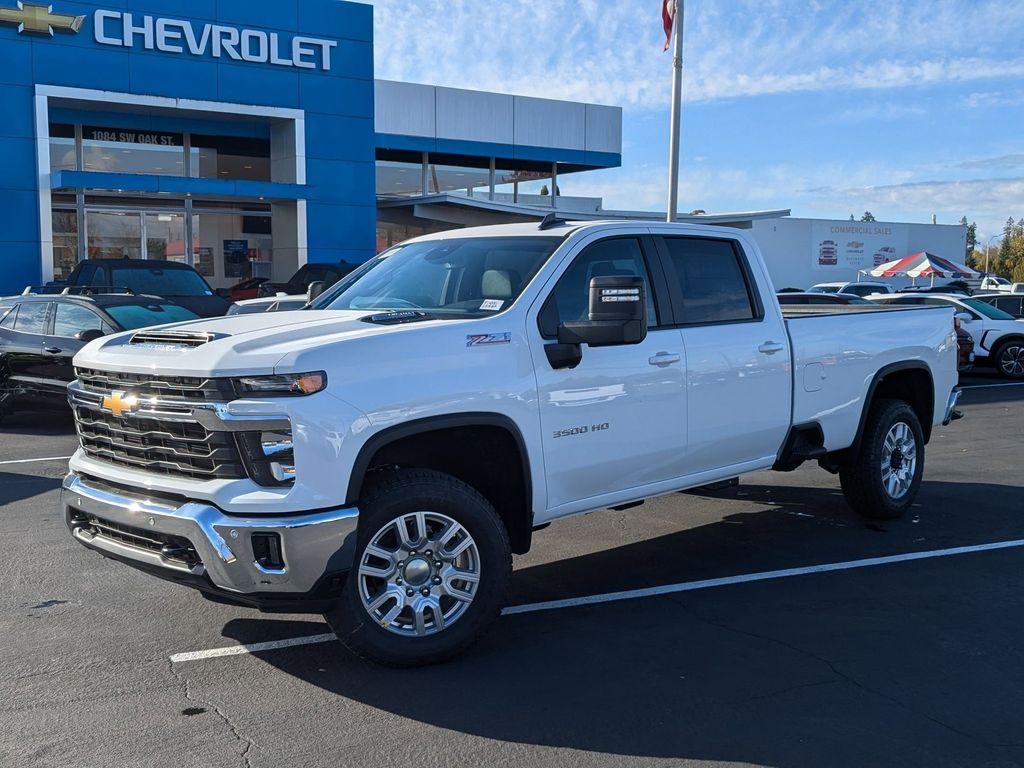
xmin=404 ymin=219 xmax=747 ymax=243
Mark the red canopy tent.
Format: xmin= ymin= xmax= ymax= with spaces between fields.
xmin=868 ymin=251 xmax=979 ymax=285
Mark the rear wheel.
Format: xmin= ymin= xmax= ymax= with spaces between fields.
xmin=326 ymin=469 xmax=511 ymax=667
xmin=994 ymin=341 xmax=1024 ymax=379
xmin=840 ymin=399 xmax=924 ymax=520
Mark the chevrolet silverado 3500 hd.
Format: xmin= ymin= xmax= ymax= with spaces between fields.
xmin=62 ymin=221 xmax=962 ymax=666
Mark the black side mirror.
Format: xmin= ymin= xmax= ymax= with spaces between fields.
xmin=558 ymin=275 xmax=648 ymax=347
xmin=75 ymin=328 xmax=105 ymax=343
xmin=307 ymin=281 xmax=327 ymax=302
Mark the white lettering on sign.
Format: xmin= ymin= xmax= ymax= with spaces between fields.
xmin=94 ymin=10 xmax=337 ymax=71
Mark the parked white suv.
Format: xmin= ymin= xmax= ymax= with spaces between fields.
xmin=808 ymin=281 xmax=894 ymax=297
xmin=62 ymin=221 xmax=960 ymax=665
xmin=869 ymin=293 xmax=1024 ymax=378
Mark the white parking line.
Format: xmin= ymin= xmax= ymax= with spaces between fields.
xmin=0 ymin=456 xmax=72 ymax=466
xmin=169 ymin=538 xmax=1024 ymax=664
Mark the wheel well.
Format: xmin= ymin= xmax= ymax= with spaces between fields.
xmin=992 ymin=335 xmax=1024 ymax=354
xmin=348 ymin=418 xmax=533 ymax=555
xmin=865 ymin=366 xmax=935 ymax=446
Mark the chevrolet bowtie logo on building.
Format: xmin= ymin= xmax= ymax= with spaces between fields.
xmin=101 ymin=392 xmax=138 ymax=419
xmin=0 ymin=2 xmax=84 ymax=35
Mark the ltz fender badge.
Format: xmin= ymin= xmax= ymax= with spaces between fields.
xmin=466 ymin=333 xmax=512 ymax=347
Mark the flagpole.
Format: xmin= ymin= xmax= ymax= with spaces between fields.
xmin=666 ymin=0 xmax=684 ymax=223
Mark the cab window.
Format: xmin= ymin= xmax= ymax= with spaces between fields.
xmin=539 ymin=237 xmax=659 ymax=338
xmin=12 ymin=302 xmax=50 ymax=335
xmin=53 ymin=303 xmax=106 ymax=338
xmin=0 ymin=305 xmax=17 ymax=329
xmin=660 ymin=237 xmax=760 ymax=325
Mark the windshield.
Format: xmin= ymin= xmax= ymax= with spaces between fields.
xmin=106 ymin=302 xmax=200 ymax=330
xmin=112 ymin=267 xmax=213 ymax=296
xmin=320 ymin=236 xmax=564 ymax=317
xmin=960 ymin=298 xmax=1016 ymax=320
xmin=808 ymin=284 xmax=841 ymax=294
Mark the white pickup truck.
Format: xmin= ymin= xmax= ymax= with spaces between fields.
xmin=62 ymin=221 xmax=961 ymax=666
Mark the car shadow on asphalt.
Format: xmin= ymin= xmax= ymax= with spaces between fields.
xmin=0 ymin=471 xmax=64 ymax=504
xmin=0 ymin=407 xmax=75 ymax=436
xmin=213 ymin=478 xmax=1024 ymax=765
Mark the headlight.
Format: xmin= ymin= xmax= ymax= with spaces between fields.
xmin=234 ymin=372 xmax=327 ymax=397
xmin=237 ymin=428 xmax=295 ymax=486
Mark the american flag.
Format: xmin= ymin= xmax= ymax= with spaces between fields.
xmin=662 ymin=0 xmax=676 ymax=51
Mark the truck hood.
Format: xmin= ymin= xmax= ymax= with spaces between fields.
xmin=74 ymin=310 xmax=448 ymax=376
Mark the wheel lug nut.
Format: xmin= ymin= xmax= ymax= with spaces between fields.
xmin=410 ymin=551 xmax=418 ymax=556
xmin=425 ymin=550 xmax=432 ymax=557
xmin=434 ymin=561 xmax=442 ymax=568
xmin=433 ymin=577 xmax=441 ymax=585
xmin=396 ymin=578 xmax=403 ymax=585
xmin=406 ymin=588 xmax=414 ymax=597
xmin=421 ymin=588 xmax=430 ymax=597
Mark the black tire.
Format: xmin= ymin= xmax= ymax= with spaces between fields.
xmin=993 ymin=340 xmax=1024 ymax=379
xmin=325 ymin=469 xmax=512 ymax=667
xmin=839 ymin=399 xmax=925 ymax=520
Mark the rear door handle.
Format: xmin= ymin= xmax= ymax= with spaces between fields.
xmin=45 ymin=347 xmax=63 ymax=355
xmin=758 ymin=341 xmax=785 ymax=355
xmin=648 ymin=352 xmax=681 ymax=367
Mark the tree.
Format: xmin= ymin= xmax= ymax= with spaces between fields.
xmin=539 ymin=185 xmax=549 ymax=196
xmin=959 ymin=216 xmax=977 ymax=260
xmin=860 ymin=211 xmax=876 ymax=222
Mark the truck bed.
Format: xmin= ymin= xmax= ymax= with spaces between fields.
xmin=782 ymin=304 xmax=957 ymax=453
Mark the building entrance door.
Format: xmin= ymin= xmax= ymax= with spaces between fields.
xmin=85 ymin=208 xmax=187 ymax=262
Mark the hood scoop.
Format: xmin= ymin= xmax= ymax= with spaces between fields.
xmin=129 ymin=330 xmax=227 ymax=348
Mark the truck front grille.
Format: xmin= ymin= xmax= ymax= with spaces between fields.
xmin=73 ymin=406 xmax=247 ymax=481
xmin=74 ymin=368 xmax=235 ymax=403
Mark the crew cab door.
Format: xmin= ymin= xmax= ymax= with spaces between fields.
xmin=529 ymin=234 xmax=688 ymax=517
xmin=655 ymin=234 xmax=792 ymax=474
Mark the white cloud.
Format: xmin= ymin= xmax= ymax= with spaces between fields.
xmin=363 ymin=0 xmax=1024 ymax=109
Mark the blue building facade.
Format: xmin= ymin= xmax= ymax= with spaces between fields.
xmin=0 ymin=0 xmax=621 ymax=295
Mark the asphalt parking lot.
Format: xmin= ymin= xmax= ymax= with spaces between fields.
xmin=2 ymin=374 xmax=1023 ymax=768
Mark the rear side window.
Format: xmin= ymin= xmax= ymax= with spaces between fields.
xmin=13 ymin=302 xmax=50 ymax=334
xmin=660 ymin=237 xmax=759 ymax=325
xmin=539 ymin=237 xmax=660 ymax=338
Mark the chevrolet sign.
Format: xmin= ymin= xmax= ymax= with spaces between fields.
xmin=93 ymin=10 xmax=337 ymax=71
xmin=0 ymin=2 xmax=84 ymax=35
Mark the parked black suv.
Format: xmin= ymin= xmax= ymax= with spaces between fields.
xmin=50 ymin=259 xmax=232 ymax=317
xmin=0 ymin=292 xmax=199 ymax=418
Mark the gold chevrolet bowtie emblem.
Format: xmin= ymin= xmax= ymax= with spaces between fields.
xmin=102 ymin=392 xmax=138 ymax=418
xmin=0 ymin=2 xmax=84 ymax=35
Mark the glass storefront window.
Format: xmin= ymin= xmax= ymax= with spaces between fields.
xmin=82 ymin=126 xmax=185 ymax=176
xmin=376 ymin=160 xmax=422 ymax=197
xmin=144 ymin=212 xmax=187 ymax=263
xmin=49 ymin=124 xmax=77 ymax=173
xmin=190 ymin=134 xmax=271 ymax=181
xmin=86 ymin=210 xmax=144 ymax=260
xmin=52 ymin=208 xmax=79 ymax=280
xmin=427 ymin=162 xmax=491 ymax=195
xmin=194 ymin=212 xmax=274 ymax=286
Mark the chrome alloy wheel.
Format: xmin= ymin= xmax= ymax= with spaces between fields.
xmin=357 ymin=511 xmax=481 ymax=637
xmin=999 ymin=344 xmax=1024 ymax=378
xmin=881 ymin=422 xmax=917 ymax=499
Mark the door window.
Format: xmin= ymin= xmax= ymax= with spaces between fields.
xmin=53 ymin=304 xmax=108 ymax=338
xmin=0 ymin=305 xmax=17 ymax=329
xmin=13 ymin=303 xmax=50 ymax=335
xmin=660 ymin=237 xmax=759 ymax=325
xmin=539 ymin=237 xmax=659 ymax=338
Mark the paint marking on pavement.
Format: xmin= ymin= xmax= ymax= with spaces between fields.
xmin=0 ymin=456 xmax=72 ymax=466
xmin=169 ymin=633 xmax=338 ymax=663
xmin=170 ymin=538 xmax=1024 ymax=663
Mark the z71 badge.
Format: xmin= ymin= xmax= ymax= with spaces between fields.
xmin=466 ymin=333 xmax=512 ymax=347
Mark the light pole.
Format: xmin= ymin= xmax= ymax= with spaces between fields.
xmin=984 ymin=234 xmax=1000 ymax=275
xmin=665 ymin=0 xmax=684 ymax=222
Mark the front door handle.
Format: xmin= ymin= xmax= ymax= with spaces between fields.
xmin=45 ymin=347 xmax=63 ymax=355
xmin=758 ymin=341 xmax=785 ymax=355
xmin=648 ymin=352 xmax=681 ymax=367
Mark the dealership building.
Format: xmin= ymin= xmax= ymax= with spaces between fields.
xmin=0 ymin=0 xmax=966 ymax=296
xmin=0 ymin=0 xmax=622 ymax=294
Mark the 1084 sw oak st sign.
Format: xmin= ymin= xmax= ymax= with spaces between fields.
xmin=93 ymin=10 xmax=338 ymax=71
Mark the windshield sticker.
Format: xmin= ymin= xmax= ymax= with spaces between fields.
xmin=467 ymin=333 xmax=512 ymax=347
xmin=480 ymin=299 xmax=504 ymax=312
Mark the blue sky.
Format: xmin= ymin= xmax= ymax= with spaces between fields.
xmin=365 ymin=0 xmax=1024 ymax=239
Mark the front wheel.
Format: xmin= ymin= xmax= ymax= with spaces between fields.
xmin=994 ymin=341 xmax=1024 ymax=379
xmin=326 ymin=469 xmax=511 ymax=667
xmin=839 ymin=399 xmax=925 ymax=520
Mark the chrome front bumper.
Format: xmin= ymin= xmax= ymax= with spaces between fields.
xmin=62 ymin=472 xmax=359 ymax=598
